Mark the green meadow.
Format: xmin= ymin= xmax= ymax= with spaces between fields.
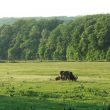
xmin=0 ymin=62 xmax=110 ymax=110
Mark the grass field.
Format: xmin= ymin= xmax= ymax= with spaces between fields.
xmin=0 ymin=62 xmax=110 ymax=110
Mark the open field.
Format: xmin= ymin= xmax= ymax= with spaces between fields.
xmin=0 ymin=62 xmax=110 ymax=110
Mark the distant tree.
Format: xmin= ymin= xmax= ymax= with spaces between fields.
xmin=106 ymin=48 xmax=110 ymax=61
xmin=0 ymin=15 xmax=110 ymax=61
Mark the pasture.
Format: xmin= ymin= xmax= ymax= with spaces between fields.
xmin=0 ymin=62 xmax=110 ymax=110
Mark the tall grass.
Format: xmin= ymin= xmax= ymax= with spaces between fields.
xmin=0 ymin=62 xmax=110 ymax=110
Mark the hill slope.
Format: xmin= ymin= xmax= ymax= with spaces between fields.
xmin=0 ymin=16 xmax=74 ymax=26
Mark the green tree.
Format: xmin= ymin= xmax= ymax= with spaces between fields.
xmin=106 ymin=48 xmax=110 ymax=61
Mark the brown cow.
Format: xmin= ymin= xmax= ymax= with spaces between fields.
xmin=55 ymin=76 xmax=61 ymax=80
xmin=59 ymin=71 xmax=78 ymax=81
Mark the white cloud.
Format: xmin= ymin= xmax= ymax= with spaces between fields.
xmin=0 ymin=0 xmax=110 ymax=17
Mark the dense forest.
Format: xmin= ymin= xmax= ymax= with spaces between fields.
xmin=0 ymin=14 xmax=110 ymax=61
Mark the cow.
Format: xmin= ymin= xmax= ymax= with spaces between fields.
xmin=55 ymin=76 xmax=61 ymax=80
xmin=59 ymin=71 xmax=78 ymax=81
xmin=69 ymin=72 xmax=78 ymax=81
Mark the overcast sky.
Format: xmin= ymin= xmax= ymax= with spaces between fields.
xmin=0 ymin=0 xmax=110 ymax=18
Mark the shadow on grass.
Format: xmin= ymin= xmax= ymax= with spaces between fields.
xmin=0 ymin=95 xmax=64 ymax=110
xmin=0 ymin=95 xmax=109 ymax=110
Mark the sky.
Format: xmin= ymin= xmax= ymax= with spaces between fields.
xmin=0 ymin=0 xmax=110 ymax=18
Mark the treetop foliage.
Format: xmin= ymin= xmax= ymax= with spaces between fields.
xmin=0 ymin=14 xmax=110 ymax=61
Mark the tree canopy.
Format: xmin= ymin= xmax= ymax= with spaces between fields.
xmin=0 ymin=14 xmax=110 ymax=61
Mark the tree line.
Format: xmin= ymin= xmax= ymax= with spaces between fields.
xmin=0 ymin=14 xmax=110 ymax=61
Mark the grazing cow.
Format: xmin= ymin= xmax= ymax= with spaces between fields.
xmin=69 ymin=72 xmax=78 ymax=81
xmin=55 ymin=76 xmax=61 ymax=80
xmin=59 ymin=71 xmax=78 ymax=81
xmin=60 ymin=71 xmax=65 ymax=79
